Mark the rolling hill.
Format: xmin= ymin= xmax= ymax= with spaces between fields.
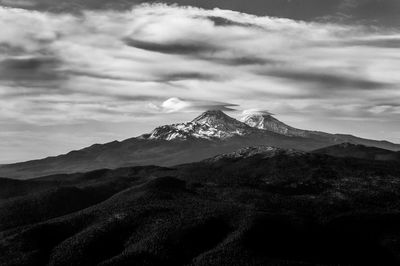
xmin=313 ymin=143 xmax=400 ymax=162
xmin=1 ymin=147 xmax=400 ymax=265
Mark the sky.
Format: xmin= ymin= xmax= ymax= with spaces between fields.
xmin=0 ymin=1 xmax=400 ymax=163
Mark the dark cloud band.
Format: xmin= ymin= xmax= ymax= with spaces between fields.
xmin=123 ymin=38 xmax=219 ymax=55
xmin=261 ymin=69 xmax=391 ymax=90
xmin=0 ymin=56 xmax=66 ymax=87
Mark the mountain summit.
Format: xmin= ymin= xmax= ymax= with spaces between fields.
xmin=240 ymin=111 xmax=310 ymax=137
xmin=145 ymin=110 xmax=252 ymax=141
xmin=192 ymin=110 xmax=240 ymax=125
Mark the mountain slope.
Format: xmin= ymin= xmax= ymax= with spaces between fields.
xmin=0 ymin=132 xmax=327 ymax=180
xmin=313 ymin=143 xmax=400 ymax=161
xmin=146 ymin=110 xmax=254 ymax=140
xmin=1 ymin=110 xmax=399 ymax=179
xmin=240 ymin=111 xmax=316 ymax=137
xmin=241 ymin=111 xmax=400 ymax=151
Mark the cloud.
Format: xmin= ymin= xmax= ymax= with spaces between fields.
xmin=344 ymin=36 xmax=400 ymax=48
xmin=123 ymin=38 xmax=219 ymax=55
xmin=205 ymin=15 xmax=256 ymax=27
xmin=242 ymin=109 xmax=274 ymax=116
xmin=5 ymin=0 xmax=400 ymax=28
xmin=157 ymin=97 xmax=191 ymax=113
xmin=261 ymin=69 xmax=391 ymax=90
xmin=0 ymin=0 xmax=36 ymax=7
xmin=150 ymin=97 xmax=238 ymax=113
xmin=212 ymin=56 xmax=276 ymax=66
xmin=0 ymin=56 xmax=65 ymax=86
xmin=158 ymin=72 xmax=222 ymax=82
xmin=0 ymin=3 xmax=400 ymax=159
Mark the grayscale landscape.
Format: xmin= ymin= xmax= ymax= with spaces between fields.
xmin=1 ymin=1 xmax=400 ymax=265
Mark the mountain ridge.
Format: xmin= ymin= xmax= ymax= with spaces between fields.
xmin=1 ymin=110 xmax=399 ymax=179
xmin=2 ymin=146 xmax=400 ymax=266
xmin=203 ymin=145 xmax=306 ymax=163
xmin=240 ymin=111 xmax=323 ymax=137
xmin=313 ymin=142 xmax=400 ymax=161
xmin=240 ymin=111 xmax=400 ymax=151
xmin=144 ymin=110 xmax=254 ymax=141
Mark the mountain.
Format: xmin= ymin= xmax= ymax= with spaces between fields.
xmin=313 ymin=142 xmax=400 ymax=162
xmin=1 ymin=110 xmax=399 ymax=179
xmin=2 ymin=147 xmax=400 ymax=266
xmin=241 ymin=111 xmax=400 ymax=151
xmin=240 ymin=111 xmax=315 ymax=137
xmin=145 ymin=110 xmax=254 ymax=140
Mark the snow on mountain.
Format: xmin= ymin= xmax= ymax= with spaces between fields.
xmin=2 ymin=109 xmax=400 ymax=179
xmin=240 ymin=110 xmax=312 ymax=137
xmin=141 ymin=109 xmax=400 ymax=153
xmin=145 ymin=110 xmax=254 ymax=141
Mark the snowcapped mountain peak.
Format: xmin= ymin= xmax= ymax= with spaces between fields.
xmin=241 ymin=111 xmax=275 ymax=129
xmin=145 ymin=110 xmax=253 ymax=141
xmin=192 ymin=109 xmax=227 ymax=121
xmin=192 ymin=110 xmax=237 ymax=125
xmin=240 ymin=110 xmax=309 ymax=137
xmin=143 ymin=109 xmax=315 ymax=141
xmin=192 ymin=109 xmax=248 ymax=130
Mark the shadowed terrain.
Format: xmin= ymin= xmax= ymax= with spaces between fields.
xmin=313 ymin=143 xmax=400 ymax=162
xmin=1 ymin=147 xmax=400 ymax=265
